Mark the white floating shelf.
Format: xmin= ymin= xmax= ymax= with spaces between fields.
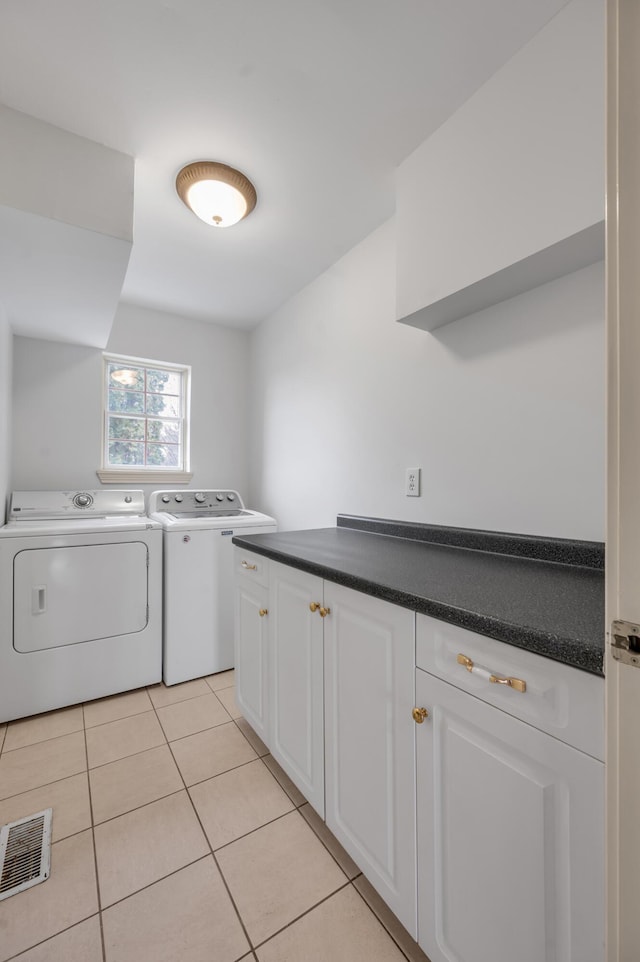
xmin=397 ymin=220 xmax=604 ymax=333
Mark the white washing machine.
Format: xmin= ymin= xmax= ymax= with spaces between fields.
xmin=0 ymin=489 xmax=162 ymax=722
xmin=149 ymin=489 xmax=276 ymax=685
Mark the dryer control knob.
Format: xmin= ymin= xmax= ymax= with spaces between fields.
xmin=216 ymin=494 xmax=224 ymax=502
xmin=175 ymin=494 xmax=183 ymax=503
xmin=73 ymin=493 xmax=93 ymax=508
xmin=124 ymin=496 xmax=132 ymax=503
xmin=162 ymin=495 xmax=171 ymax=503
xmin=194 ymin=492 xmax=206 ymax=503
xmin=227 ymin=493 xmax=236 ymax=501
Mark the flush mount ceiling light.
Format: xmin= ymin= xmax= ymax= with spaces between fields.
xmin=176 ymin=161 xmax=257 ymax=228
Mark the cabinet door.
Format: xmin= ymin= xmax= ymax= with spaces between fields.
xmin=415 ymin=669 xmax=604 ymax=962
xmin=269 ymin=562 xmax=325 ymax=816
xmin=324 ymin=584 xmax=417 ymax=937
xmin=234 ymin=580 xmax=269 ymax=743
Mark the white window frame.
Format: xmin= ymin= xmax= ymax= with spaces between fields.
xmin=97 ymin=352 xmax=193 ymax=484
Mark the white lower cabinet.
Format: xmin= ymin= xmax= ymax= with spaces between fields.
xmin=268 ymin=561 xmax=325 ymax=816
xmin=323 ymin=583 xmax=417 ymax=937
xmin=233 ymin=552 xmax=270 ymax=743
xmin=415 ymin=667 xmax=605 ymax=962
xmin=234 ymin=556 xmax=605 ymax=962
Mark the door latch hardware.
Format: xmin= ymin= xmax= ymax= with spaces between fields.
xmin=611 ymin=620 xmax=640 ymax=667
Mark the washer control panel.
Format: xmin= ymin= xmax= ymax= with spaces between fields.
xmin=149 ymin=490 xmax=245 ymax=514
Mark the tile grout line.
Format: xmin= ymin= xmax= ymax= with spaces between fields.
xmin=0 ymin=677 xmax=236 ymax=754
xmin=297 ymin=804 xmax=363 ymax=881
xmin=168 ymin=708 xmax=361 ymax=953
xmin=1 ymin=715 xmax=85 ymax=755
xmin=250 ymin=879 xmax=353 ymax=953
xmin=146 ymin=690 xmax=258 ymax=957
xmin=81 ymin=703 xmax=108 ymax=962
xmin=148 ymin=677 xmax=235 ymax=709
xmin=1 ymin=725 xmax=86 ymax=755
xmin=350 ymin=879 xmax=423 ymax=962
xmin=154 ymin=698 xmax=235 ymax=743
xmin=3 ymin=914 xmax=103 ymax=962
xmin=0 ymin=744 xmax=260 ymax=832
xmin=98 ymin=854 xmax=211 ymax=912
xmin=17 ymin=758 xmax=299 ymax=856
xmin=3 ymin=682 xmax=406 ymax=961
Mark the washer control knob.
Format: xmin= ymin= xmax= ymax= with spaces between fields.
xmin=73 ymin=493 xmax=93 ymax=508
xmin=124 ymin=495 xmax=132 ymax=503
xmin=174 ymin=494 xmax=183 ymax=503
xmin=161 ymin=495 xmax=171 ymax=503
xmin=194 ymin=492 xmax=206 ymax=504
xmin=216 ymin=494 xmax=224 ymax=502
xmin=227 ymin=493 xmax=235 ymax=501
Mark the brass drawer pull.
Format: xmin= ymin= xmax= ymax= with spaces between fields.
xmin=309 ymin=602 xmax=321 ymax=612
xmin=241 ymin=560 xmax=257 ymax=570
xmin=457 ymin=653 xmax=527 ymax=693
xmin=412 ymin=707 xmax=429 ymax=724
xmin=319 ymin=607 xmax=331 ymax=618
xmin=259 ymin=608 xmax=268 ymax=617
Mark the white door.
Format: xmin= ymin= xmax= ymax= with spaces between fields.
xmin=234 ymin=580 xmax=269 ymax=742
xmin=606 ymin=2 xmax=640 ymax=957
xmin=415 ymin=669 xmax=605 ymax=962
xmin=268 ymin=561 xmax=325 ymax=815
xmin=14 ymin=542 xmax=148 ymax=651
xmin=323 ymin=584 xmax=417 ymax=937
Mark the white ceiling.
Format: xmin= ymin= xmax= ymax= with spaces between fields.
xmin=0 ymin=0 xmax=569 ymax=330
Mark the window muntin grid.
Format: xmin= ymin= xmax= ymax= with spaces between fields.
xmin=103 ymin=357 xmax=189 ymax=471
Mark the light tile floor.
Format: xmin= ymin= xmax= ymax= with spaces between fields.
xmin=0 ymin=672 xmax=430 ymax=962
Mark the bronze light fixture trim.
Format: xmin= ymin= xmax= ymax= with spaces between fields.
xmin=176 ymin=161 xmax=257 ymax=228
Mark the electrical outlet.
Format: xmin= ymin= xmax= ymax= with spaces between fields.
xmin=405 ymin=467 xmax=421 ymax=497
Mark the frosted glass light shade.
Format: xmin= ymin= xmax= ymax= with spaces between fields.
xmin=176 ymin=161 xmax=257 ymax=228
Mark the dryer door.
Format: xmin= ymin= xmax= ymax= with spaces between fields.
xmin=13 ymin=541 xmax=148 ymax=652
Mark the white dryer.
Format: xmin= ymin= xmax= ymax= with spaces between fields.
xmin=0 ymin=489 xmax=162 ymax=722
xmin=149 ymin=489 xmax=276 ymax=685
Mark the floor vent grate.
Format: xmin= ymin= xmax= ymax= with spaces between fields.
xmin=0 ymin=808 xmax=52 ymax=901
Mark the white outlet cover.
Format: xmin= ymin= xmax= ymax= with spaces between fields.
xmin=405 ymin=467 xmax=421 ymax=497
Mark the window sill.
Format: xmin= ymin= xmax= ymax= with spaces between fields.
xmin=96 ymin=469 xmax=194 ymax=484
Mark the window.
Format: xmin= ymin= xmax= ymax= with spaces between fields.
xmin=98 ymin=353 xmax=192 ymax=483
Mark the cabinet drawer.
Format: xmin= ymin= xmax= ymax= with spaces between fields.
xmin=416 ymin=613 xmax=604 ymax=760
xmin=234 ymin=548 xmax=269 ymax=588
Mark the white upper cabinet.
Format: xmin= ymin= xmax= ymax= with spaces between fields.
xmin=396 ymin=0 xmax=604 ymax=332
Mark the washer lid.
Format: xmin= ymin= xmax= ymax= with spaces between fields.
xmin=150 ymin=509 xmax=276 ymax=530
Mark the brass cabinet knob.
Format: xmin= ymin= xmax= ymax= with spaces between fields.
xmin=241 ymin=560 xmax=257 ymax=570
xmin=259 ymin=609 xmax=268 ymax=617
xmin=309 ymin=602 xmax=321 ymax=612
xmin=412 ymin=707 xmax=429 ymax=724
xmin=319 ymin=607 xmax=331 ymax=618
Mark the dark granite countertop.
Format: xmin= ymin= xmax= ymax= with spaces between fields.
xmin=233 ymin=516 xmax=605 ymax=676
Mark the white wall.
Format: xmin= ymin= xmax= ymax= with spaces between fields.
xmin=0 ymin=104 xmax=133 ymax=241
xmin=249 ymin=218 xmax=605 ymax=540
xmin=0 ymin=105 xmax=134 ymax=349
xmin=11 ymin=302 xmax=250 ymax=497
xmin=0 ymin=305 xmax=12 ymax=520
